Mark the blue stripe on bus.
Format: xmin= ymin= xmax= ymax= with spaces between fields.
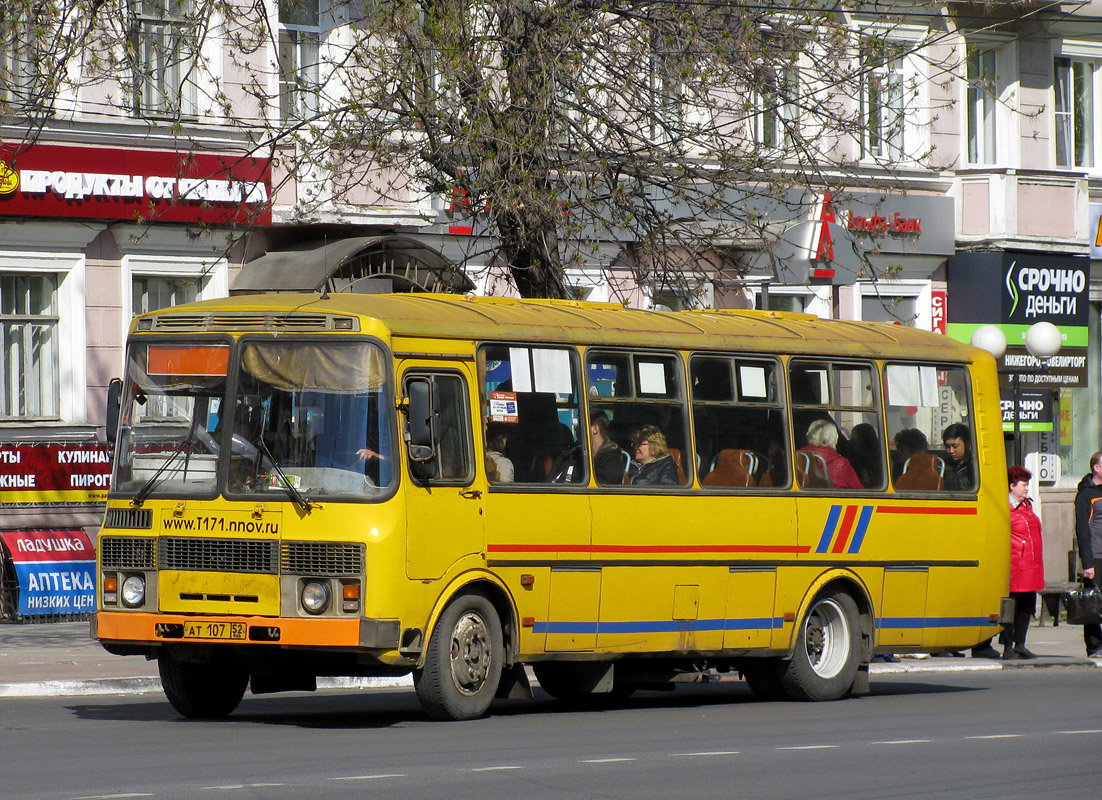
xmin=876 ymin=616 xmax=999 ymax=629
xmin=847 ymin=506 xmax=874 ymax=554
xmin=816 ymin=504 xmax=842 ymax=553
xmin=532 ymin=618 xmax=786 ymax=635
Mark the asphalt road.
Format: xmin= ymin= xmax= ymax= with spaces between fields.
xmin=1 ymin=669 xmax=1099 ymax=799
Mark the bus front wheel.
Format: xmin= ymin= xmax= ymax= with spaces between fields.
xmin=414 ymin=591 xmax=504 ymax=721
xmin=780 ymin=590 xmax=860 ymax=701
xmin=159 ymin=655 xmax=248 ymax=719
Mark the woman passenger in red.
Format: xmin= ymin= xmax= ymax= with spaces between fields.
xmin=800 ymin=419 xmax=862 ymax=490
xmin=1003 ymin=465 xmax=1045 ymax=659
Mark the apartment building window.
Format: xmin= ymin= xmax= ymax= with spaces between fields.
xmin=132 ymin=0 xmax=198 ymax=117
xmin=861 ymin=43 xmax=904 ymax=161
xmin=648 ymin=36 xmax=684 ymax=144
xmin=1055 ymin=57 xmax=1094 ymax=169
xmin=756 ymin=64 xmax=798 ymax=150
xmin=966 ymin=47 xmax=997 ymax=165
xmin=279 ymin=0 xmax=321 ymax=121
xmin=0 ymin=4 xmax=49 ymax=110
xmin=132 ymin=276 xmax=200 ymax=317
xmin=0 ymin=273 xmax=59 ymax=419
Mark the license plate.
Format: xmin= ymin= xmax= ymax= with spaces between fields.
xmin=183 ymin=621 xmax=247 ymax=640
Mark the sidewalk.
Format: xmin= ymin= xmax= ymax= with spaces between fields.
xmin=0 ymin=618 xmax=1097 ymax=699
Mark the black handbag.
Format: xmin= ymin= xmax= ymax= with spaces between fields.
xmin=1062 ymin=585 xmax=1102 ymax=625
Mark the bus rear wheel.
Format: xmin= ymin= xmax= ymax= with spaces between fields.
xmin=739 ymin=658 xmax=786 ymax=701
xmin=780 ymin=590 xmax=860 ymax=701
xmin=158 ymin=655 xmax=248 ymax=719
xmin=414 ymin=591 xmax=503 ymax=721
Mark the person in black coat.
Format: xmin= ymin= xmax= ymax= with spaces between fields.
xmin=630 ymin=425 xmax=679 ymax=485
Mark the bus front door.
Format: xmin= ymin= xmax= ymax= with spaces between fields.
xmin=402 ymin=365 xmax=486 ymax=581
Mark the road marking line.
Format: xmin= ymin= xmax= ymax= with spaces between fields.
xmin=776 ymin=745 xmax=838 ymax=751
xmin=965 ymin=734 xmax=1022 ymax=740
xmin=1055 ymin=729 xmax=1102 ymax=735
xmin=579 ymin=758 xmax=636 ymax=763
xmin=671 ymin=751 xmax=740 ymax=757
xmin=330 ymin=774 xmax=407 ymax=781
xmin=73 ymin=795 xmax=155 ymax=799
xmin=467 ymin=766 xmax=525 ymax=772
xmin=873 ymin=739 xmax=932 ymax=745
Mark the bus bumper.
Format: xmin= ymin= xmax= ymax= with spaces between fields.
xmin=94 ymin=611 xmax=400 ymax=650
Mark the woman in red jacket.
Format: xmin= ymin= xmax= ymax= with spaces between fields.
xmin=1003 ymin=465 xmax=1046 ymax=659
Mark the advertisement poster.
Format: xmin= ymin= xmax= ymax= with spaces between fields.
xmin=0 ymin=530 xmax=96 ymax=616
xmin=0 ymin=443 xmax=111 ymax=504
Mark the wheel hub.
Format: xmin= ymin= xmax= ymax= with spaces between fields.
xmin=449 ymin=611 xmax=491 ymax=696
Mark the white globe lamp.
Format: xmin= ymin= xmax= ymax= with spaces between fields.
xmin=1024 ymin=321 xmax=1062 ymax=361
xmin=970 ymin=324 xmax=1007 ymax=359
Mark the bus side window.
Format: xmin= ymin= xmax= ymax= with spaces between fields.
xmin=884 ymin=363 xmax=975 ymax=493
xmin=587 ymin=349 xmax=691 ymax=488
xmin=692 ymin=355 xmax=786 ymax=489
xmin=479 ymin=344 xmax=584 ymax=485
xmin=789 ymin=359 xmax=884 ymax=491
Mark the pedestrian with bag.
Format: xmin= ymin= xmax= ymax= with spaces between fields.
xmin=1003 ymin=465 xmax=1044 ymax=659
xmin=1073 ymin=451 xmax=1102 ymax=657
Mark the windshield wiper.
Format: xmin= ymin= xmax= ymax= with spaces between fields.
xmin=255 ymin=436 xmax=313 ymax=512
xmin=130 ymin=437 xmax=192 ymax=508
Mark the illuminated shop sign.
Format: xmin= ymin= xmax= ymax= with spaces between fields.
xmin=0 ymin=143 xmax=271 ymax=224
xmin=946 ymin=252 xmax=1089 ymax=387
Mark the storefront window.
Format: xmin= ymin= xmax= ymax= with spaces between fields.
xmin=0 ymin=273 xmax=59 ymax=419
xmin=1058 ymin=302 xmax=1101 ymax=487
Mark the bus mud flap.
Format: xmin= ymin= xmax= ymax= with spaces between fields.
xmin=496 ymin=663 xmax=534 ymax=699
xmin=850 ymin=663 xmax=869 ymax=697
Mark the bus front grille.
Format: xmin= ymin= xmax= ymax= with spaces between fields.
xmin=149 ymin=313 xmax=340 ymax=332
xmin=159 ymin=537 xmax=278 ymax=574
xmin=101 ymin=536 xmax=157 ymax=570
xmin=103 ymin=508 xmax=153 ymax=529
xmin=281 ymin=541 xmax=365 ymax=577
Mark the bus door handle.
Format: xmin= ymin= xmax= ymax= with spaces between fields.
xmin=460 ymin=489 xmax=483 ymax=500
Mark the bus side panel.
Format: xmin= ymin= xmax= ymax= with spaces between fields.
xmin=878 ymin=567 xmax=928 ymax=648
xmin=724 ymin=568 xmax=778 ymax=649
xmin=485 ymin=492 xmax=593 ymax=652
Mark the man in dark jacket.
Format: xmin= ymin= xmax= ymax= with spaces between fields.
xmin=942 ymin=423 xmax=975 ymax=491
xmin=1073 ymin=451 xmax=1102 ymax=657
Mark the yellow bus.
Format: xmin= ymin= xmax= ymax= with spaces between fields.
xmin=95 ymin=293 xmax=1011 ymax=720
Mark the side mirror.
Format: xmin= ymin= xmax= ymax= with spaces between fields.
xmin=106 ymin=378 xmax=123 ymax=446
xmin=405 ymin=378 xmax=434 ymax=462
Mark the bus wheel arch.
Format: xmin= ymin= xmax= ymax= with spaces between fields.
xmin=780 ymin=579 xmax=871 ymax=701
xmin=414 ymin=584 xmax=510 ymax=720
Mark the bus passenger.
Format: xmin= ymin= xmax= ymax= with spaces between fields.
xmin=801 ymin=419 xmax=862 ymax=490
xmin=631 ymin=425 xmax=679 ymax=485
xmin=942 ymin=423 xmax=975 ymax=491
xmin=485 ymin=423 xmax=515 ymax=482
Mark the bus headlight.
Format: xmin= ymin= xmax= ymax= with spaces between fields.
xmin=121 ymin=575 xmax=146 ymax=608
xmin=301 ymin=581 xmax=331 ymax=615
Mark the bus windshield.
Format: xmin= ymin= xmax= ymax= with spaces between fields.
xmin=114 ymin=339 xmax=394 ymax=501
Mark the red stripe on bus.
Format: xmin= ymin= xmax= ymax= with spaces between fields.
xmin=486 ymin=544 xmax=812 ymax=554
xmin=875 ymin=506 xmax=978 ymax=515
xmin=831 ymin=505 xmax=859 ymax=553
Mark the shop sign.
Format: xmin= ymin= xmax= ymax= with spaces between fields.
xmin=0 ymin=143 xmax=271 ymax=225
xmin=1000 ymin=387 xmax=1054 ymax=432
xmin=945 ymin=252 xmax=1089 ymax=387
xmin=0 ymin=444 xmax=111 ymax=504
xmin=931 ymin=290 xmax=946 ymax=334
xmin=0 ymin=530 xmax=96 ymax=616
